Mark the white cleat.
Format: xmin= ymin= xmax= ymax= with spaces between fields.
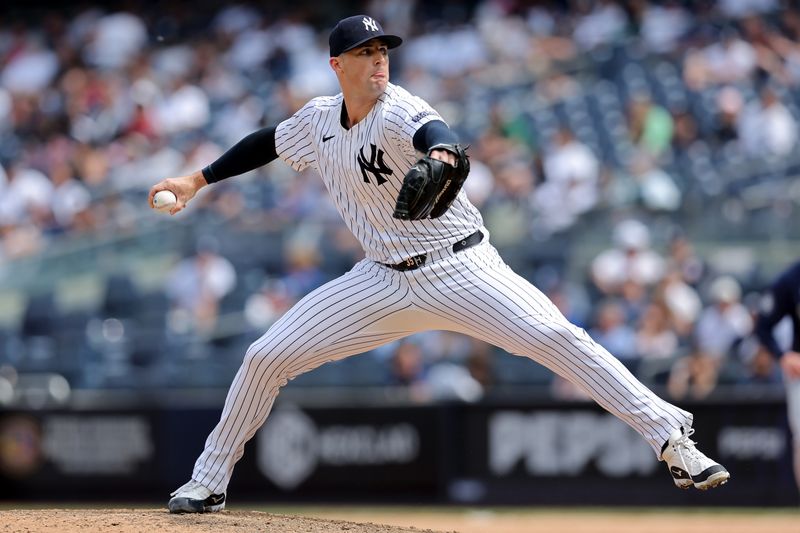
xmin=662 ymin=427 xmax=730 ymax=490
xmin=168 ymin=479 xmax=226 ymax=513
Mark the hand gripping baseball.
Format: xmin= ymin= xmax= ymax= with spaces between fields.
xmin=148 ymin=171 xmax=208 ymax=215
xmin=392 ymin=144 xmax=470 ymax=221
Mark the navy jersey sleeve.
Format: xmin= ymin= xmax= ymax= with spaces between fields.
xmin=412 ymin=120 xmax=459 ymax=153
xmin=756 ymin=269 xmax=796 ymax=358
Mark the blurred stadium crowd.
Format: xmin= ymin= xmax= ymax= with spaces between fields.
xmin=1 ymin=0 xmax=800 ymax=404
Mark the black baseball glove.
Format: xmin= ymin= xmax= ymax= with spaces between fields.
xmin=392 ymin=143 xmax=470 ymax=221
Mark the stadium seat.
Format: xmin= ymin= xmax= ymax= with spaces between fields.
xmin=493 ymin=351 xmax=554 ymax=386
xmin=102 ymin=274 xmax=142 ymax=320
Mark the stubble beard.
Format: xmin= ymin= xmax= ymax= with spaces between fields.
xmin=370 ymin=76 xmax=388 ymax=96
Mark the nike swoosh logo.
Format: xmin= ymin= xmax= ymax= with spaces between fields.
xmin=322 ymin=135 xmax=335 ymax=142
xmin=670 ymin=466 xmax=691 ymax=479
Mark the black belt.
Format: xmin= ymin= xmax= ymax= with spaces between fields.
xmin=381 ymin=230 xmax=484 ymax=272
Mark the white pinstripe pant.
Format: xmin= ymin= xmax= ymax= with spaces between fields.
xmin=191 ymin=240 xmax=692 ymax=493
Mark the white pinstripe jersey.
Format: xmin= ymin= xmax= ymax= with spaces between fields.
xmin=274 ymin=83 xmax=484 ymax=264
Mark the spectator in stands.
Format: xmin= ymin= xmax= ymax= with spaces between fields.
xmin=480 ymin=163 xmax=536 ymax=247
xmin=386 ymin=339 xmax=430 ymax=401
xmin=742 ymin=344 xmax=784 ymax=386
xmin=49 ymin=159 xmax=93 ymax=234
xmin=0 ymin=163 xmax=53 ymax=229
xmin=0 ymin=34 xmax=59 ymax=95
xmin=624 ymin=151 xmax=682 ymax=212
xmin=684 ymin=27 xmax=757 ymax=90
xmin=717 ymin=0 xmax=778 ymax=18
xmin=165 ymin=238 xmax=237 ymax=334
xmin=711 ymin=85 xmax=744 ymax=148
xmin=426 ymin=361 xmax=485 ymax=402
xmin=667 ymin=346 xmax=720 ymax=400
xmin=636 ymin=0 xmax=692 ymax=54
xmin=465 ymin=340 xmax=494 ymax=392
xmin=618 ymin=278 xmax=650 ymax=325
xmin=666 ymin=231 xmax=706 ymax=287
xmin=82 ymin=11 xmax=148 ymax=70
xmin=670 ymin=276 xmax=752 ymax=399
xmin=244 ymin=278 xmax=294 ymax=331
xmin=571 ymin=0 xmax=628 ymax=51
xmin=280 ymin=239 xmax=326 ymax=299
xmin=591 ymin=219 xmax=665 ymax=297
xmin=635 ymin=302 xmax=680 ymax=361
xmin=696 ymin=276 xmax=752 ymax=361
xmin=773 ymin=9 xmax=800 ymax=87
xmin=382 ymin=332 xmax=485 ymax=403
xmin=386 ymin=341 xmax=423 ymax=389
xmin=589 ymin=299 xmax=638 ymax=364
xmin=670 ymin=105 xmax=700 ymax=156
xmin=153 ymin=76 xmax=212 ymax=136
xmin=656 ymin=268 xmax=702 ymax=340
xmin=627 ymin=94 xmax=674 ymax=158
xmin=0 ymin=163 xmax=51 ymax=259
xmin=543 ymin=275 xmax=591 ymax=329
xmin=738 ymin=84 xmax=798 ymax=157
xmin=739 ymin=15 xmax=788 ymax=84
xmin=461 ymin=157 xmax=495 ymax=210
xmin=533 ymin=127 xmax=600 ymax=234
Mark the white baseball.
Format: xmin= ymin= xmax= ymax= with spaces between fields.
xmin=153 ymin=190 xmax=178 ymax=212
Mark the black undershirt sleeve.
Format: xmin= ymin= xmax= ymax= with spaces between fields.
xmin=202 ymin=126 xmax=278 ymax=184
xmin=412 ymin=120 xmax=459 ymax=153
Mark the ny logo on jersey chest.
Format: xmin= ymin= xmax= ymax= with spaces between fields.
xmin=357 ymin=143 xmax=393 ymax=185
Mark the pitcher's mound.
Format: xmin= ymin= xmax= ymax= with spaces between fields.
xmin=1 ymin=509 xmax=452 ymax=533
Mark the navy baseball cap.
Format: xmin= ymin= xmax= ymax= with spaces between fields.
xmin=329 ymin=15 xmax=402 ymax=57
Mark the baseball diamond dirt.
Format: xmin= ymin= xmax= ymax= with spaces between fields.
xmin=0 ymin=509 xmax=449 ymax=533
xmin=1 ymin=508 xmax=798 ymax=533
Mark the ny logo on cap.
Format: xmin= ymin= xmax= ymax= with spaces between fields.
xmin=362 ymin=16 xmax=378 ymax=31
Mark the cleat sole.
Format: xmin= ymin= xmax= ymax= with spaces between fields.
xmin=168 ymin=497 xmax=225 ymax=514
xmin=694 ymin=471 xmax=730 ymax=491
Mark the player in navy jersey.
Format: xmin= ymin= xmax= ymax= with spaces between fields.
xmin=151 ymin=15 xmax=729 ymax=513
xmin=755 ymin=260 xmax=800 ymax=494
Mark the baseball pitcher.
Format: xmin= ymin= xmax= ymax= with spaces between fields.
xmin=149 ymin=15 xmax=729 ymax=513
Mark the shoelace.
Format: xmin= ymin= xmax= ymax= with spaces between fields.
xmin=673 ymin=428 xmax=705 ymax=475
